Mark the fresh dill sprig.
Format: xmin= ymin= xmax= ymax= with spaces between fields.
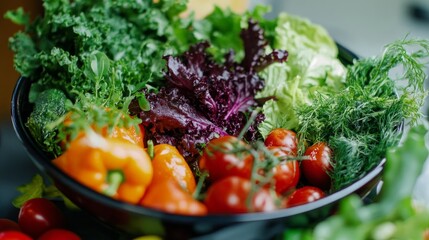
xmin=297 ymin=38 xmax=429 ymax=190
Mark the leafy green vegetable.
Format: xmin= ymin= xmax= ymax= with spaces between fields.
xmin=13 ymin=174 xmax=78 ymax=209
xmin=26 ymin=88 xmax=68 ymax=156
xmin=3 ymin=7 xmax=29 ymax=26
xmin=196 ymin=4 xmax=277 ymax=62
xmin=283 ymin=124 xmax=429 ymax=240
xmin=297 ymin=38 xmax=429 ymax=190
xmin=5 ymin=0 xmax=200 ymax=147
xmin=257 ymin=13 xmax=346 ymax=137
xmin=5 ymin=1 xmax=281 ymax=150
xmin=12 ymin=175 xmax=45 ymax=208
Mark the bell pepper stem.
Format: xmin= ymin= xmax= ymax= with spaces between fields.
xmin=147 ymin=140 xmax=154 ymax=159
xmin=104 ymin=170 xmax=125 ymax=197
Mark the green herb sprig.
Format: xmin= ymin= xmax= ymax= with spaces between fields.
xmin=297 ymin=38 xmax=429 ymax=190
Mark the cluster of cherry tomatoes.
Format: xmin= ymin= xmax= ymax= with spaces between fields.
xmin=4 ymin=128 xmax=335 ymax=226
xmin=0 ymin=198 xmax=80 ymax=240
xmin=199 ymin=128 xmax=333 ymax=213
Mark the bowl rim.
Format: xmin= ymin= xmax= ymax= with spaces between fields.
xmin=10 ymin=45 xmax=385 ymax=225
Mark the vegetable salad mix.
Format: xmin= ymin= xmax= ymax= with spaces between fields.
xmin=6 ymin=0 xmax=429 ymax=216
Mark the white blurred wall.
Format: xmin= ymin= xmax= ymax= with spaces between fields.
xmin=254 ymin=0 xmax=429 ymax=57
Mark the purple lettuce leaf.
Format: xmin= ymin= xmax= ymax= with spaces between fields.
xmin=132 ymin=19 xmax=288 ymax=162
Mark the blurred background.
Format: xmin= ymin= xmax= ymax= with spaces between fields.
xmin=265 ymin=0 xmax=429 ymax=57
xmin=1 ymin=0 xmax=429 ymax=222
xmin=1 ymin=1 xmax=43 ymax=121
xmin=1 ymin=0 xmax=43 ymax=217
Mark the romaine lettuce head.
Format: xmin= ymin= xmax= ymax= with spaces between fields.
xmin=258 ymin=13 xmax=347 ymax=137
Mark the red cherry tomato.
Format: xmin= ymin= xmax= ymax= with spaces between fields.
xmin=38 ymin=229 xmax=81 ymax=240
xmin=204 ymin=176 xmax=276 ymax=214
xmin=0 ymin=219 xmax=20 ymax=232
xmin=18 ymin=198 xmax=65 ymax=238
xmin=264 ymin=128 xmax=298 ymax=156
xmin=267 ymin=147 xmax=300 ymax=195
xmin=285 ymin=186 xmax=325 ymax=208
xmin=202 ymin=136 xmax=254 ymax=182
xmin=0 ymin=230 xmax=32 ymax=240
xmin=301 ymin=142 xmax=333 ymax=190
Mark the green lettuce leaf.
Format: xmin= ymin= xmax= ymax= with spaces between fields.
xmin=195 ymin=4 xmax=277 ymax=62
xmin=257 ymin=13 xmax=346 ymax=137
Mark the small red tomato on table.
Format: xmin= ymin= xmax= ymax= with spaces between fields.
xmin=38 ymin=229 xmax=81 ymax=240
xmin=0 ymin=219 xmax=20 ymax=232
xmin=0 ymin=230 xmax=32 ymax=240
xmin=18 ymin=198 xmax=65 ymax=238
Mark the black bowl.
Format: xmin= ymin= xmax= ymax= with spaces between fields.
xmin=11 ymin=45 xmax=382 ymax=240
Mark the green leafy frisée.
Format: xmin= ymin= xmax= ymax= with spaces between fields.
xmin=297 ymin=39 xmax=429 ymax=190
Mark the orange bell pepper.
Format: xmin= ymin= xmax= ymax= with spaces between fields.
xmin=63 ymin=111 xmax=145 ymax=147
xmin=140 ymin=179 xmax=207 ymax=216
xmin=102 ymin=124 xmax=145 ymax=147
xmin=53 ymin=131 xmax=153 ymax=204
xmin=151 ymin=144 xmax=196 ymax=193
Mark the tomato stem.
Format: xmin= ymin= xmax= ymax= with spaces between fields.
xmin=192 ymin=171 xmax=208 ymax=200
xmin=246 ymin=147 xmax=264 ymax=211
xmin=104 ymin=170 xmax=125 ymax=197
xmin=237 ymin=108 xmax=260 ymax=140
